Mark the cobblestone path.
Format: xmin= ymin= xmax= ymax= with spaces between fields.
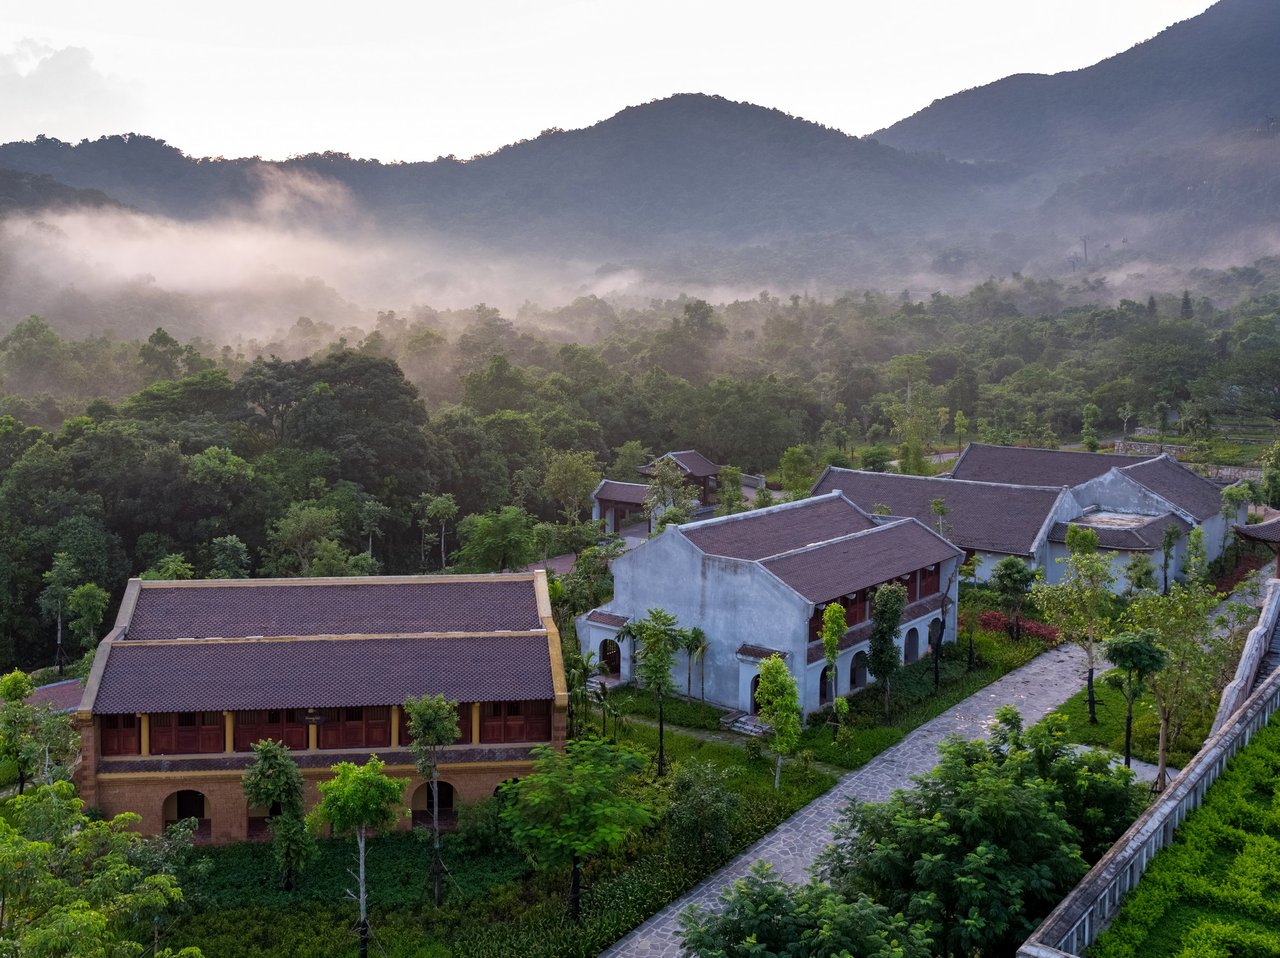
xmin=600 ymin=642 xmax=1090 ymax=958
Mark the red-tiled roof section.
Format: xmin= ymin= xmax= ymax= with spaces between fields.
xmin=1236 ymin=517 xmax=1280 ymax=545
xmin=124 ymin=577 xmax=543 ymax=641
xmin=737 ymin=643 xmax=787 ymax=660
xmin=762 ymin=520 xmax=961 ymax=604
xmin=595 ymin=480 xmax=649 ymax=505
xmin=92 ymin=634 xmax=555 ymax=714
xmin=812 ymin=468 xmax=1061 ymax=556
xmin=25 ymin=679 xmax=83 ymax=713
xmin=1048 ymin=513 xmax=1191 ymax=551
xmin=950 ymin=443 xmax=1144 ymax=487
xmin=669 ymin=450 xmax=721 ymax=478
xmin=682 ymin=495 xmax=876 ymax=561
xmin=1120 ymin=457 xmax=1224 ymax=521
xmin=586 ymin=610 xmax=630 ymax=627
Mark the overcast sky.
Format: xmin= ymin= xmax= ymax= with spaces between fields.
xmin=1 ymin=0 xmax=1216 ymax=163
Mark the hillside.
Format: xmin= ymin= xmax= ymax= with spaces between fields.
xmin=0 ymin=97 xmax=1006 ymax=257
xmin=876 ymin=0 xmax=1280 ymax=171
xmin=0 ymin=167 xmax=118 ymax=217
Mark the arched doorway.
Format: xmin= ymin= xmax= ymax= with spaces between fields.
xmin=904 ymin=627 xmax=920 ymax=664
xmin=600 ymin=638 xmax=621 ymax=677
xmin=163 ymin=789 xmax=210 ymax=843
xmin=819 ymin=665 xmax=836 ymax=706
xmin=851 ymin=651 xmax=869 ymax=691
xmin=411 ymin=781 xmax=456 ymax=829
xmin=750 ymin=674 xmax=762 ymax=714
xmin=928 ymin=618 xmax=944 ymax=657
xmin=247 ymin=801 xmax=282 ymax=841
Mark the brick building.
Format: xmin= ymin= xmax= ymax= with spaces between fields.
xmin=75 ymin=572 xmax=567 ymax=844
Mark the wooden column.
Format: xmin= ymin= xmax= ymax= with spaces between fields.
xmin=471 ymin=703 xmax=481 ymax=744
xmin=390 ymin=705 xmax=401 ymax=748
xmin=139 ymin=714 xmax=151 ymax=756
xmin=308 ymin=723 xmax=318 ymax=751
xmin=223 ymin=711 xmax=234 ymax=753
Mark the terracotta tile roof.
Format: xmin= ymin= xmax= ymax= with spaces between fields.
xmin=1048 ymin=512 xmax=1191 ymax=551
xmin=681 ymin=494 xmax=876 ymax=561
xmin=762 ymin=520 xmax=961 ymax=604
xmin=1236 ymin=517 xmax=1280 ymax=545
xmin=812 ymin=468 xmax=1061 ymax=556
xmin=639 ymin=450 xmax=721 ymax=479
xmin=586 ymin=610 xmax=630 ymax=627
xmin=736 ymin=643 xmax=787 ymax=660
xmin=1120 ymin=457 xmax=1224 ymax=521
xmin=594 ymin=479 xmax=649 ymax=506
xmin=24 ymin=679 xmax=83 ymax=713
xmin=124 ymin=577 xmax=542 ymax=641
xmin=91 ymin=634 xmax=554 ymax=714
xmin=950 ymin=443 xmax=1144 ymax=487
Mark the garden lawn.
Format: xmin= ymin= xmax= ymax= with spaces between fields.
xmin=798 ymin=630 xmax=1047 ymax=770
xmin=163 ymin=727 xmax=833 ymax=958
xmin=1090 ymin=713 xmax=1280 ymax=958
xmin=609 ymin=686 xmax=728 ymax=731
xmin=1051 ymin=672 xmax=1207 ymax=770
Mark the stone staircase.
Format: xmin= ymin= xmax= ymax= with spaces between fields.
xmin=726 ymin=713 xmax=772 ymax=738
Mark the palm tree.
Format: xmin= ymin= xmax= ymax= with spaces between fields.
xmin=565 ymin=650 xmax=606 ymax=739
xmin=684 ymin=628 xmax=710 ymax=700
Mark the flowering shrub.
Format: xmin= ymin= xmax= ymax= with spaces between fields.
xmin=976 ymin=610 xmax=1061 ymax=646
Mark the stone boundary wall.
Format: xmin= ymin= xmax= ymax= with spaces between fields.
xmin=1016 ymin=580 xmax=1280 ymax=958
xmin=1211 ymin=579 xmax=1280 ymax=736
xmin=1111 ymin=441 xmax=1263 ymax=481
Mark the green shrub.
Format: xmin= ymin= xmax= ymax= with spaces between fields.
xmin=1092 ymin=714 xmax=1280 ymax=957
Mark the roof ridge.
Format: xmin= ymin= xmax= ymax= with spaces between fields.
xmin=135 ymin=572 xmax=538 ymax=588
xmin=680 ymin=490 xmax=847 ymax=535
xmin=823 ymin=466 xmax=1062 ymax=493
xmin=759 ymin=518 xmax=910 ymax=563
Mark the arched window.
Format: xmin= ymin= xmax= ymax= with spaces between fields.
xmin=163 ymin=789 xmax=210 ymax=843
xmin=851 ymin=651 xmax=869 ymax=691
xmin=904 ymin=627 xmax=921 ymax=665
xmin=411 ymin=781 xmax=456 ymax=829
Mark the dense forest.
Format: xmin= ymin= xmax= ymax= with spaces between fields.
xmin=3 ymin=261 xmax=1280 ymax=672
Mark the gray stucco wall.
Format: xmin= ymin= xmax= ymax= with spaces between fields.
xmin=581 ymin=529 xmax=810 ymax=714
xmin=582 ymin=529 xmax=962 ymax=718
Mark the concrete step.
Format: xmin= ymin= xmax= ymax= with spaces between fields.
xmin=730 ymin=714 xmax=772 ymax=738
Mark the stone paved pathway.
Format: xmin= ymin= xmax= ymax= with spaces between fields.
xmin=600 ymin=642 xmax=1090 ymax=958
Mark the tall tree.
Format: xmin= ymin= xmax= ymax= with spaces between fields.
xmin=820 ymin=602 xmax=846 ymax=726
xmin=308 ymin=758 xmax=404 ymax=958
xmin=0 ymin=781 xmax=196 ymax=957
xmin=818 ymin=707 xmax=1140 ymax=957
xmin=644 ymin=457 xmax=692 ymax=529
xmin=501 ymin=738 xmax=651 ymax=921
xmin=1 ymin=670 xmax=79 ymax=796
xmin=633 ymin=608 xmax=680 ymax=775
xmin=754 ymin=655 xmax=801 ymax=790
xmin=989 ymin=556 xmax=1036 ymax=642
xmin=241 ymin=739 xmax=314 ymax=890
xmin=778 ymin=446 xmax=817 ymax=500
xmin=38 ymin=553 xmax=81 ymax=674
xmin=1033 ymin=527 xmax=1116 ymax=725
xmin=868 ymin=583 xmax=907 ymax=719
xmin=1160 ymin=523 xmax=1182 ymax=594
xmin=1102 ymin=630 xmax=1167 ymax=768
xmin=357 ymin=497 xmax=392 ymax=558
xmin=65 ymin=582 xmax=109 ymax=652
xmin=418 ymin=493 xmax=459 ymax=571
xmin=1124 ymin=584 xmax=1222 ymax=790
xmin=452 ymin=506 xmax=536 ymax=572
xmin=402 ymin=693 xmax=460 ymax=906
xmin=715 ymin=465 xmax=747 ymax=516
xmin=541 ymin=450 xmax=602 ymax=522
